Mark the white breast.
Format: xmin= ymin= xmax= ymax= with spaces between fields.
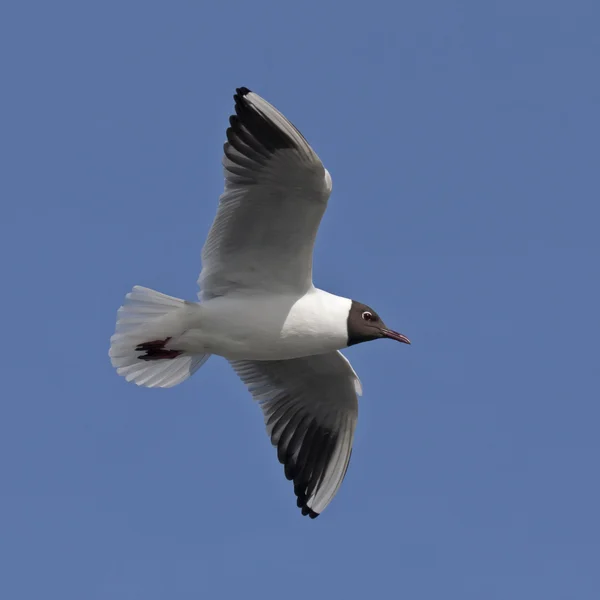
xmin=279 ymin=289 xmax=351 ymax=356
xmin=173 ymin=289 xmax=351 ymax=360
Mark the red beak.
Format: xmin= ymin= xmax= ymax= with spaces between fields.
xmin=381 ymin=329 xmax=411 ymax=345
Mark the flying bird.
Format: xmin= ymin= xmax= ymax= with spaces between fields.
xmin=109 ymin=87 xmax=411 ymax=518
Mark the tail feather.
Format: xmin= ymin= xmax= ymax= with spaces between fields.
xmin=109 ymin=286 xmax=209 ymax=388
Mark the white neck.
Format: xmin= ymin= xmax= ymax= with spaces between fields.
xmin=280 ymin=288 xmax=352 ymax=353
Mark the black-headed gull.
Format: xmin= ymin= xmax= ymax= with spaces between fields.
xmin=110 ymin=87 xmax=410 ymax=518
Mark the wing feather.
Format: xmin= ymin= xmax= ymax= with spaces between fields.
xmin=230 ymin=351 xmax=361 ymax=518
xmin=199 ymin=88 xmax=332 ymax=300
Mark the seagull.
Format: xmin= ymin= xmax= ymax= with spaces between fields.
xmin=109 ymin=87 xmax=411 ymax=518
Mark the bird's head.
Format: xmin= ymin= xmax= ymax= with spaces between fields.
xmin=346 ymin=301 xmax=411 ymax=347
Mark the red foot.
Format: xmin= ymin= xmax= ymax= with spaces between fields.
xmin=136 ymin=337 xmax=182 ymax=361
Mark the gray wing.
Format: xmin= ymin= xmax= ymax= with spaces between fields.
xmin=230 ymin=351 xmax=362 ymax=518
xmin=199 ymin=87 xmax=332 ymax=301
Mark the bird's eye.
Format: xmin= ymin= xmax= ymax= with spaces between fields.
xmin=362 ymin=311 xmax=374 ymax=321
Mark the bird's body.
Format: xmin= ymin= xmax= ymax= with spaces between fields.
xmin=109 ymin=87 xmax=410 ymax=518
xmin=169 ymin=289 xmax=352 ymax=361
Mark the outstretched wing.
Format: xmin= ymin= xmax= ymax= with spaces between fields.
xmin=230 ymin=351 xmax=361 ymax=518
xmin=199 ymin=88 xmax=332 ymax=300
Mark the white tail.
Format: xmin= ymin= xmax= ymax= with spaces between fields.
xmin=109 ymin=286 xmax=209 ymax=388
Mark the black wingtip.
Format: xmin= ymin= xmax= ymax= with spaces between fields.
xmin=229 ymin=86 xmax=297 ymax=154
xmin=300 ymin=505 xmax=319 ymax=519
xmin=297 ymin=495 xmax=319 ymax=519
xmin=235 ymin=86 xmax=252 ymax=97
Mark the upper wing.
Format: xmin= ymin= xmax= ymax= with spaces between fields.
xmin=230 ymin=351 xmax=362 ymax=518
xmin=199 ymin=87 xmax=332 ymax=301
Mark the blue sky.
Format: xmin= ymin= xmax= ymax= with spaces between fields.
xmin=1 ymin=1 xmax=599 ymax=598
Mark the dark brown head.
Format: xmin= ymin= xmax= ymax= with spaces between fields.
xmin=346 ymin=301 xmax=411 ymax=347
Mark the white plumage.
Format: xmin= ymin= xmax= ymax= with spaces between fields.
xmin=109 ymin=87 xmax=410 ymax=518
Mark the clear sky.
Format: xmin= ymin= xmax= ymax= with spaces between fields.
xmin=1 ymin=1 xmax=599 ymax=598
